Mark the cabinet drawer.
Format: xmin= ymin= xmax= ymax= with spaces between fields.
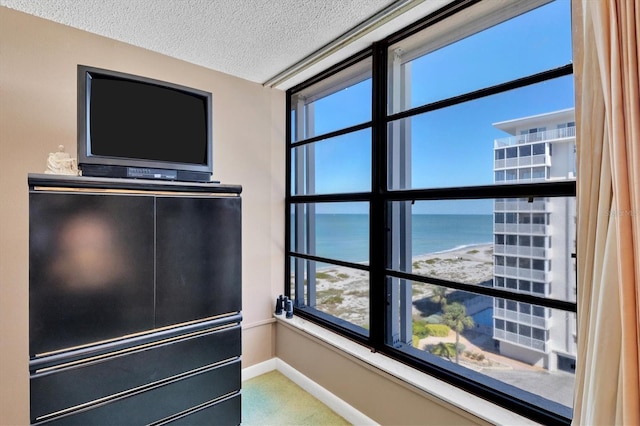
xmin=31 ymin=326 xmax=240 ymax=422
xmin=165 ymin=393 xmax=241 ymax=426
xmin=35 ymin=359 xmax=240 ymax=425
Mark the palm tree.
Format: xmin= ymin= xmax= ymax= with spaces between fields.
xmin=430 ymin=341 xmax=455 ymax=360
xmin=430 ymin=285 xmax=448 ymax=309
xmin=441 ymin=302 xmax=474 ymax=364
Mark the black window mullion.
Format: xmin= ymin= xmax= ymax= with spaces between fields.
xmin=284 ymin=93 xmax=293 ymax=297
xmin=291 ymin=121 xmax=372 ymax=148
xmin=290 ymin=192 xmax=371 ymax=204
xmin=384 ymin=181 xmax=576 ymax=201
xmin=290 ymin=252 xmax=369 ymax=273
xmin=369 ymin=41 xmax=388 ymax=350
xmin=386 ymin=64 xmax=573 ymax=124
xmin=385 ymin=268 xmax=576 ymax=313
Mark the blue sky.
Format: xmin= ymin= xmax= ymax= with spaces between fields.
xmin=298 ymin=0 xmax=573 ymax=214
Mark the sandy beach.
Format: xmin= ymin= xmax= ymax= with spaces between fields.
xmin=302 ymin=243 xmax=494 ymax=328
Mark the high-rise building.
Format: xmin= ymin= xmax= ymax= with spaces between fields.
xmin=492 ymin=108 xmax=577 ymax=372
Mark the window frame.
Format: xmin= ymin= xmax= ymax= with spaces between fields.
xmin=285 ymin=1 xmax=577 ymax=424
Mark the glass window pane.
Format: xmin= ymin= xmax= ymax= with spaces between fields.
xmin=391 ymin=282 xmax=576 ymax=408
xmin=291 ymin=258 xmax=369 ymax=332
xmin=291 ymin=129 xmax=371 ymax=195
xmin=533 ymin=236 xmax=546 ymax=247
xmin=291 ymin=58 xmax=371 ymax=142
xmin=388 ymin=197 xmax=575 ymax=302
xmin=519 ymin=280 xmax=531 ymax=292
xmin=387 ymin=0 xmax=572 ymax=112
xmin=388 ymin=76 xmax=575 ymax=190
xmin=388 ymin=200 xmax=493 ymax=286
xmin=532 ymin=259 xmax=545 ymax=271
xmin=532 ymin=282 xmax=546 ymax=295
xmin=519 ymin=168 xmax=532 ymax=180
xmin=532 ymin=143 xmax=546 ymax=155
xmin=519 ymin=145 xmax=531 ymax=156
xmin=290 ymin=202 xmax=369 ymax=264
xmin=532 ymin=166 xmax=546 ymax=179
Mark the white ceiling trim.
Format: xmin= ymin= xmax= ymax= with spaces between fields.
xmin=271 ymin=0 xmax=453 ymax=91
xmin=263 ymin=0 xmax=419 ymax=88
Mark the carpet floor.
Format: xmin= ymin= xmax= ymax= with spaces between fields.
xmin=242 ymin=370 xmax=350 ymax=425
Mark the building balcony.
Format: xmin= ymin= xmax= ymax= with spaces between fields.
xmin=494 ymin=307 xmax=549 ymax=329
xmin=493 ymin=223 xmax=547 ymax=235
xmin=493 ymin=244 xmax=546 ymax=258
xmin=494 ymin=126 xmax=576 ymax=148
xmin=494 ymin=154 xmax=548 ymax=169
xmin=494 ymin=329 xmax=547 ymax=353
xmin=494 ymin=200 xmax=547 ymax=211
xmin=494 ymin=265 xmax=547 ymax=282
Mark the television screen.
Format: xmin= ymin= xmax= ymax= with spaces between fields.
xmin=78 ymin=65 xmax=213 ymax=182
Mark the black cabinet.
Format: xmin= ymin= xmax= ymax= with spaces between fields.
xmin=156 ymin=196 xmax=241 ymax=326
xmin=29 ymin=192 xmax=156 ymax=355
xmin=28 ymin=174 xmax=242 ymax=425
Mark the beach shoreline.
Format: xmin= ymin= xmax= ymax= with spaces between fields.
xmin=294 ymin=243 xmax=494 ymax=327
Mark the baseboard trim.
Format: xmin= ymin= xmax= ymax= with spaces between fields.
xmin=241 ymin=358 xmax=277 ymax=382
xmin=242 ymin=357 xmax=378 ymax=425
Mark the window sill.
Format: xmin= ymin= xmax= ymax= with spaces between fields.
xmin=274 ymin=313 xmax=539 ymax=426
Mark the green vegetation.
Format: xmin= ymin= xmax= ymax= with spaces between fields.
xmin=467 ymin=249 xmax=479 ymax=254
xmin=430 ymin=286 xmax=448 ymax=307
xmin=322 ymin=295 xmax=343 ymax=304
xmin=315 ymin=271 xmax=333 ymax=280
xmin=344 ymin=289 xmax=367 ymax=298
xmin=412 ymin=335 xmax=420 ymax=347
xmin=413 ymin=321 xmax=450 ymax=339
xmin=429 ymin=342 xmax=465 ymax=360
xmin=464 ymin=351 xmax=486 ymax=361
xmin=413 ymin=321 xmax=430 ymax=338
xmin=317 ymin=288 xmax=344 ymax=305
xmin=441 ymin=302 xmax=474 ymax=364
xmin=424 ymin=323 xmax=450 ymax=337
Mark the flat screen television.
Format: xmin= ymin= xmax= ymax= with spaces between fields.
xmin=78 ymin=65 xmax=213 ymax=182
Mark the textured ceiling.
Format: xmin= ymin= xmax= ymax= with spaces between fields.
xmin=0 ymin=0 xmax=402 ymax=85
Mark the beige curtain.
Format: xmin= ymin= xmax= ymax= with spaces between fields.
xmin=573 ymin=0 xmax=640 ymax=425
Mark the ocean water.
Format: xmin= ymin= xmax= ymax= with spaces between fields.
xmin=292 ymin=214 xmax=493 ymax=264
